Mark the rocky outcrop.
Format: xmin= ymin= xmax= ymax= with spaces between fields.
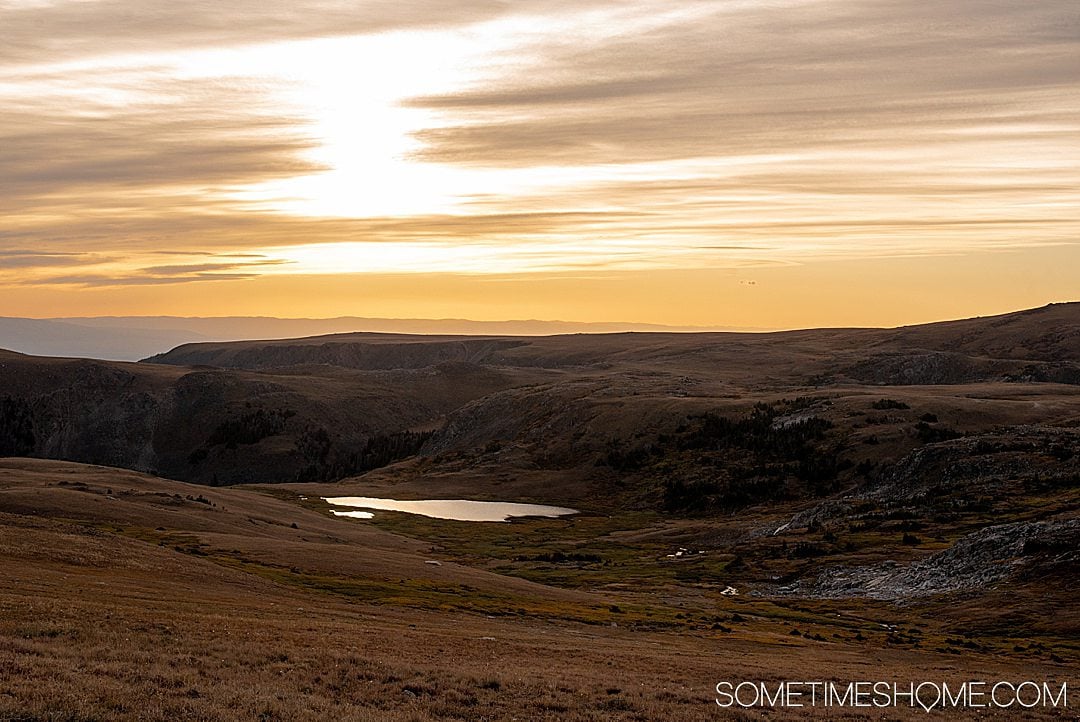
xmin=0 ymin=351 xmax=512 ymax=485
xmin=843 ymin=351 xmax=1080 ymax=386
xmin=794 ymin=518 xmax=1080 ymax=600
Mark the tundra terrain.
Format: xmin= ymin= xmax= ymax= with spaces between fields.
xmin=1 ymin=303 xmax=1078 ymax=719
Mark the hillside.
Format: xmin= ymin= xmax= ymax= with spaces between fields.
xmin=0 ymin=315 xmax=727 ymax=361
xmin=0 ymin=347 xmax=553 ymax=485
xmin=145 ymin=303 xmax=1080 ymax=379
xmin=3 ymin=306 xmax=1080 ymax=717
xmin=2 ymin=304 xmax=1079 ymax=494
xmin=2 ymin=454 xmax=1076 ymax=719
xmin=881 ymin=303 xmax=1080 ymax=361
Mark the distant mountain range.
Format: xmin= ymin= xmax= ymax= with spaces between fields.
xmin=0 ymin=316 xmax=754 ymax=361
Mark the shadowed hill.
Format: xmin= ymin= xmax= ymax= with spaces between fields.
xmin=2 ymin=303 xmax=1078 ymax=491
xmin=0 ymin=348 xmax=551 ymax=485
xmin=0 ymin=315 xmax=730 ymax=361
xmin=143 ymin=303 xmax=1080 ymax=374
xmin=143 ymin=335 xmax=531 ymax=370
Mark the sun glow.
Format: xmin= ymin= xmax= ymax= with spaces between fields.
xmin=168 ymin=23 xmax=534 ymax=218
xmin=2 ymin=0 xmax=1078 ymax=322
xmin=264 ymin=238 xmax=749 ymax=275
xmin=166 ymin=7 xmax=742 ymax=221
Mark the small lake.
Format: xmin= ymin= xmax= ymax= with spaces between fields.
xmin=330 ymin=510 xmax=374 ymax=519
xmin=323 ymin=496 xmax=579 ymax=522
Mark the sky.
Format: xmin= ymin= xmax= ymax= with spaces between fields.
xmin=1 ymin=0 xmax=1078 ymax=328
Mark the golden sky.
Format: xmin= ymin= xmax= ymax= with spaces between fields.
xmin=2 ymin=0 xmax=1078 ymax=327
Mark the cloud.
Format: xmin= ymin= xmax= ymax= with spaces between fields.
xmin=139 ymin=260 xmax=291 ymax=276
xmin=22 ymin=260 xmax=287 ymax=287
xmin=0 ymin=0 xmax=1077 ymax=288
xmin=0 ymin=68 xmax=320 ymax=214
xmin=407 ymin=0 xmax=1080 ymax=167
xmin=40 ymin=272 xmax=263 ymax=286
xmin=0 ymin=248 xmax=293 ymax=287
xmin=0 ymin=250 xmax=101 ymax=269
xmin=0 ymin=0 xmax=617 ymax=68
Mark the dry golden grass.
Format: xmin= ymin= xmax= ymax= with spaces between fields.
xmin=1 ymin=460 xmax=1076 ymax=720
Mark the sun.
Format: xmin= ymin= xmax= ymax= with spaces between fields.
xmin=171 ymin=25 xmax=529 ymax=219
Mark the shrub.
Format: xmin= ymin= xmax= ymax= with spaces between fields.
xmin=915 ymin=422 xmax=961 ymax=443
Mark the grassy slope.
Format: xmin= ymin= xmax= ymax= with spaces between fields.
xmin=2 ymin=459 xmax=1076 ymax=720
xmin=3 ymin=305 xmax=1080 ymax=718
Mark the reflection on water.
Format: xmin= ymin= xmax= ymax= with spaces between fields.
xmin=323 ymin=496 xmax=578 ymax=522
xmin=331 ymin=510 xmax=374 ymax=519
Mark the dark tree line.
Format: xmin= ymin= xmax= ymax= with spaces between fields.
xmin=0 ymin=396 xmax=35 ymax=457
xmin=663 ymin=404 xmax=844 ymax=511
xmin=678 ymin=402 xmax=834 ymax=458
xmin=206 ymin=408 xmax=296 ymax=449
xmin=599 ymin=401 xmax=849 ymax=513
xmin=295 ymin=428 xmax=435 ymax=482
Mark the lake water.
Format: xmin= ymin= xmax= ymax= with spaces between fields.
xmin=323 ymin=496 xmax=579 ymax=522
xmin=330 ymin=510 xmax=374 ymax=519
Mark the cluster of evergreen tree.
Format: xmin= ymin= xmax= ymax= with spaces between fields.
xmin=205 ymin=408 xmax=296 ymax=449
xmin=662 ymin=403 xmax=844 ymax=512
xmin=295 ymin=428 xmax=435 ymax=482
xmin=0 ymin=396 xmax=35 ymax=457
xmin=601 ymin=401 xmax=847 ymax=513
xmin=678 ymin=402 xmax=834 ymax=458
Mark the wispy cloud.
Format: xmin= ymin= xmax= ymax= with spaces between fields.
xmin=0 ymin=0 xmax=615 ymax=67
xmin=0 ymin=0 xmax=1077 ymax=297
xmin=0 ymin=250 xmax=102 ymax=269
xmin=139 ymin=260 xmax=292 ymax=276
xmin=40 ymin=272 xmax=264 ymax=287
xmin=408 ymin=2 xmax=1079 ymax=162
xmin=0 ymin=248 xmax=290 ymax=287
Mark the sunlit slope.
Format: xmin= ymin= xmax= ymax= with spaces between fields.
xmin=0 ymin=458 xmax=592 ymax=604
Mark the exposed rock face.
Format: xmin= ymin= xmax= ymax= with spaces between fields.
xmin=861 ymin=429 xmax=1080 ymax=505
xmin=797 ymin=519 xmax=1080 ymax=600
xmin=844 ymin=352 xmax=990 ymax=385
xmin=844 ymin=352 xmax=1080 ymax=386
xmin=755 ymin=425 xmax=1080 ymax=600
xmin=0 ymin=352 xmax=522 ymax=485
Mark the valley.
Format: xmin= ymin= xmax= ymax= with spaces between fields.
xmin=2 ymin=303 xmax=1079 ymax=718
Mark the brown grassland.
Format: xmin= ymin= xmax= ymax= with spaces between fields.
xmin=0 ymin=458 xmax=1075 ymax=720
xmin=2 ymin=305 xmax=1080 ymax=719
